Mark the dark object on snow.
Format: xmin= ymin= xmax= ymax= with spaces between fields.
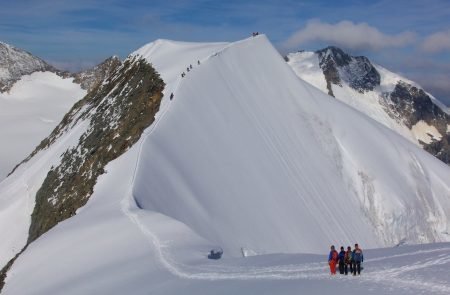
xmin=181 ymin=72 xmax=185 ymax=78
xmin=187 ymin=67 xmax=190 ymax=72
xmin=197 ymin=60 xmax=200 ymax=65
xmin=208 ymin=248 xmax=223 ymax=260
xmin=190 ymin=64 xmax=193 ymax=69
xmin=170 ymin=93 xmax=174 ymax=100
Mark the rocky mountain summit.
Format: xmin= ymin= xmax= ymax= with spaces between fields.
xmin=0 ymin=42 xmax=58 ymax=92
xmin=287 ymin=47 xmax=450 ymax=165
xmin=316 ymin=46 xmax=380 ymax=96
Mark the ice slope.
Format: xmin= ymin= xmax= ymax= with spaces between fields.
xmin=0 ymin=71 xmax=86 ymax=179
xmin=1 ymin=35 xmax=450 ymax=294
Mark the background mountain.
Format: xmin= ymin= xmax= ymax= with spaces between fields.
xmin=0 ymin=41 xmax=121 ymax=180
xmin=0 ymin=42 xmax=61 ymax=93
xmin=0 ymin=35 xmax=449 ymax=294
xmin=73 ymin=56 xmax=122 ymax=92
xmin=286 ymin=47 xmax=450 ymax=165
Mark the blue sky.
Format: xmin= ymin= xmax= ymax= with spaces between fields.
xmin=1 ymin=0 xmax=449 ymax=105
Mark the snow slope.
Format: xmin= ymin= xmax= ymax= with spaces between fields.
xmin=1 ymin=35 xmax=450 ymax=294
xmin=0 ymin=71 xmax=86 ymax=179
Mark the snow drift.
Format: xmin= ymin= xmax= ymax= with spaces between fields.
xmin=0 ymin=35 xmax=450 ymax=294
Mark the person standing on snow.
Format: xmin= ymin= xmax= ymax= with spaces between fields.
xmin=345 ymin=246 xmax=353 ymax=275
xmin=328 ymin=245 xmax=339 ymax=275
xmin=352 ymin=243 xmax=364 ymax=275
xmin=338 ymin=246 xmax=346 ymax=274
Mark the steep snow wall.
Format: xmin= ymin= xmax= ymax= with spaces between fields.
xmin=132 ymin=35 xmax=450 ymax=255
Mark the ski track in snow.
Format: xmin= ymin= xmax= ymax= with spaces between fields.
xmin=119 ymin=38 xmax=450 ymax=293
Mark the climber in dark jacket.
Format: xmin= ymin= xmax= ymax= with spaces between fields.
xmin=338 ymin=246 xmax=346 ymax=274
xmin=352 ymin=243 xmax=364 ymax=275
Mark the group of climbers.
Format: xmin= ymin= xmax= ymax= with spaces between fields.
xmin=181 ymin=60 xmax=200 ymax=78
xmin=175 ymin=60 xmax=202 ymax=100
xmin=328 ymin=244 xmax=364 ymax=276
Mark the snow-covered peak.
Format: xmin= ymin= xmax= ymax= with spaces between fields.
xmin=0 ymin=41 xmax=55 ymax=92
xmin=287 ymin=46 xmax=450 ymax=165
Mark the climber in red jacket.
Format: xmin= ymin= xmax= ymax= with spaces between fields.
xmin=328 ymin=245 xmax=339 ymax=275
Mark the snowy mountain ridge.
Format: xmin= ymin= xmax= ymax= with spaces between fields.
xmin=0 ymin=35 xmax=449 ymax=294
xmin=287 ymin=47 xmax=450 ymax=165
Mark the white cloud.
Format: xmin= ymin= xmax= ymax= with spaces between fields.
xmin=284 ymin=19 xmax=416 ymax=51
xmin=421 ymin=30 xmax=450 ymax=53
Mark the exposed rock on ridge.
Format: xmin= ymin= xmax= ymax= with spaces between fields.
xmin=73 ymin=56 xmax=122 ymax=92
xmin=1 ymin=55 xmax=165 ymax=291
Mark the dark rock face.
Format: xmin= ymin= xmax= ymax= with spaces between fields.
xmin=73 ymin=56 xmax=122 ymax=92
xmin=1 ymin=56 xmax=165 ymax=291
xmin=384 ymin=81 xmax=450 ymax=164
xmin=388 ymin=82 xmax=448 ymax=129
xmin=28 ymin=56 xmax=164 ymax=242
xmin=316 ymin=46 xmax=380 ymax=96
xmin=0 ymin=42 xmax=57 ymax=92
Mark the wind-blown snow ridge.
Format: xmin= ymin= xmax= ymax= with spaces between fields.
xmin=2 ymin=35 xmax=450 ymax=295
xmin=130 ymin=34 xmax=450 ymax=255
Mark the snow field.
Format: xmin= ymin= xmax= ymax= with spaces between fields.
xmin=0 ymin=71 xmax=86 ymax=179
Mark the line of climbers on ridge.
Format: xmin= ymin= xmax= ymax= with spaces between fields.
xmin=181 ymin=60 xmax=201 ymax=78
xmin=328 ymin=244 xmax=364 ymax=276
xmin=173 ymin=60 xmax=202 ymax=101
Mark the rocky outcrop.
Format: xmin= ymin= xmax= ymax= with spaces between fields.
xmin=73 ymin=56 xmax=122 ymax=92
xmin=27 ymin=56 xmax=164 ymax=242
xmin=384 ymin=81 xmax=450 ymax=164
xmin=1 ymin=55 xmax=165 ymax=291
xmin=0 ymin=41 xmax=59 ymax=92
xmin=316 ymin=46 xmax=380 ymax=96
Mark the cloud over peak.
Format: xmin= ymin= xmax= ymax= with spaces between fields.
xmin=284 ymin=20 xmax=416 ymax=51
xmin=421 ymin=30 xmax=450 ymax=53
